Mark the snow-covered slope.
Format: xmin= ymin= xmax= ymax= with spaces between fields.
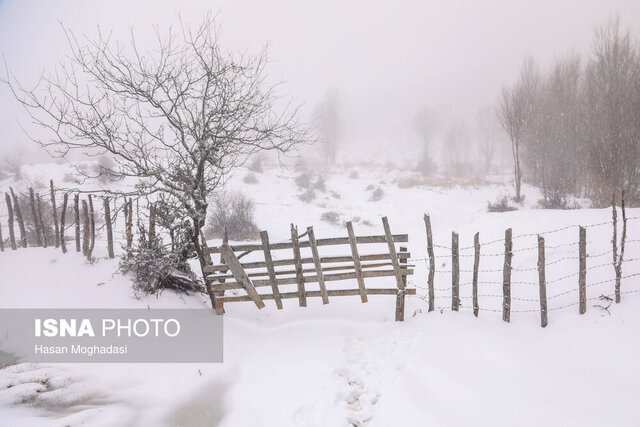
xmin=1 ymin=163 xmax=639 ymax=426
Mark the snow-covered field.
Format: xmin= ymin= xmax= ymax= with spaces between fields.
xmin=1 ymin=162 xmax=639 ymax=426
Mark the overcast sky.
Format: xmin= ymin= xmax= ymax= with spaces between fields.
xmin=1 ymin=0 xmax=639 ymax=161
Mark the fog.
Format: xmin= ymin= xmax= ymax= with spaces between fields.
xmin=1 ymin=0 xmax=639 ymax=162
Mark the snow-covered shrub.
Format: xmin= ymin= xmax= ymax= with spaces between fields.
xmin=320 ymin=211 xmax=341 ymax=225
xmin=247 ymin=154 xmax=265 ymax=173
xmin=369 ymin=188 xmax=384 ymax=201
xmin=366 ymin=184 xmax=375 ymax=191
xmin=119 ymin=227 xmax=202 ymax=296
xmin=295 ymin=171 xmax=313 ymax=189
xmin=487 ymin=195 xmax=517 ymax=212
xmin=205 ymin=191 xmax=260 ymax=240
xmin=314 ymin=175 xmax=327 ymax=192
xmin=299 ymin=189 xmax=316 ymax=203
xmin=243 ymin=173 xmax=258 ymax=184
xmin=92 ymin=155 xmax=117 ymax=184
xmin=349 ymin=170 xmax=359 ymax=179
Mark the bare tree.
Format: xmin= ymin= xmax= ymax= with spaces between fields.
xmin=497 ymin=58 xmax=539 ymax=201
xmin=3 ymin=15 xmax=308 ymax=305
xmin=313 ymin=88 xmax=342 ymax=164
xmin=475 ymin=106 xmax=499 ymax=174
xmin=413 ymin=107 xmax=438 ymax=175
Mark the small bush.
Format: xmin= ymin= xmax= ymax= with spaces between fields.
xmin=299 ymin=189 xmax=316 ymax=203
xmin=536 ymin=198 xmax=580 ymax=210
xmin=247 ymin=154 xmax=265 ymax=173
xmin=119 ymin=229 xmax=202 ymax=297
xmin=349 ymin=171 xmax=359 ymax=179
xmin=365 ymin=184 xmax=375 ymax=191
xmin=295 ymin=172 xmax=313 ymax=189
xmin=369 ymin=188 xmax=384 ymax=202
xmin=487 ymin=195 xmax=517 ymax=212
xmin=314 ymin=175 xmax=327 ymax=192
xmin=320 ymin=211 xmax=341 ymax=225
xmin=330 ymin=191 xmax=341 ymax=199
xmin=243 ymin=173 xmax=258 ymax=184
xmin=205 ymin=191 xmax=260 ymax=240
xmin=93 ymin=155 xmax=117 ymax=184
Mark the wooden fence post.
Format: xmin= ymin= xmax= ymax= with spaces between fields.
xmin=290 ymin=224 xmax=307 ymax=307
xmin=381 ymin=216 xmax=406 ymax=321
xmin=50 ymin=180 xmax=60 ymax=248
xmin=502 ymin=228 xmax=512 ymax=323
xmin=451 ymin=231 xmax=459 ymax=311
xmin=615 ymin=191 xmax=627 ymax=303
xmin=29 ymin=188 xmax=43 ymax=247
xmin=82 ymin=200 xmax=90 ymax=258
xmin=260 ymin=230 xmax=283 ymax=310
xmin=538 ymin=235 xmax=548 ymax=327
xmin=9 ymin=188 xmax=26 ymax=248
xmin=104 ymin=197 xmax=114 ymax=258
xmin=424 ymin=214 xmax=435 ymax=312
xmin=398 ymin=246 xmax=408 ymax=321
xmin=126 ymin=198 xmax=133 ymax=254
xmin=88 ymin=195 xmax=95 ymax=256
xmin=579 ymin=226 xmax=586 ymax=314
xmin=473 ymin=232 xmax=480 ymax=317
xmin=36 ymin=193 xmax=48 ymax=248
xmin=74 ymin=194 xmax=80 ymax=252
xmin=60 ymin=193 xmax=68 ymax=254
xmin=346 ymin=221 xmax=367 ymax=303
xmin=5 ymin=193 xmax=16 ymax=250
xmin=308 ymin=226 xmax=330 ymax=304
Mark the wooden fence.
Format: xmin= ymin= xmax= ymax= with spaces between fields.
xmin=203 ymin=217 xmax=416 ymax=321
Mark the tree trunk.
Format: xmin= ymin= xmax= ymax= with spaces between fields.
xmin=74 ymin=194 xmax=81 ymax=252
xmin=191 ymin=212 xmax=216 ymax=310
xmin=60 ymin=193 xmax=68 ymax=254
xmin=9 ymin=187 xmax=27 ymax=248
xmin=50 ymin=180 xmax=60 ymax=248
xmin=5 ymin=193 xmax=17 ymax=250
xmin=148 ymin=203 xmax=156 ymax=247
xmin=82 ymin=200 xmax=90 ymax=259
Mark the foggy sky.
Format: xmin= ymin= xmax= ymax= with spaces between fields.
xmin=1 ymin=0 xmax=639 ymax=161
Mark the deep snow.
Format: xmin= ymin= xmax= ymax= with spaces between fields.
xmin=1 ymin=162 xmax=639 ymax=426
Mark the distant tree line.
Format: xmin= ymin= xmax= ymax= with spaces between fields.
xmin=498 ymin=18 xmax=640 ymax=207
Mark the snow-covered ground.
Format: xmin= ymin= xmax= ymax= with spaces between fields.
xmin=1 ymin=162 xmax=639 ymax=426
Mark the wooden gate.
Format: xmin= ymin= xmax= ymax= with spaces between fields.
xmin=204 ymin=217 xmax=415 ymax=321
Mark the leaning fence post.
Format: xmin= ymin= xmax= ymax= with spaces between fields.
xmin=381 ymin=216 xmax=406 ymax=321
xmin=424 ymin=214 xmax=435 ymax=312
xmin=5 ymin=193 xmax=16 ymax=250
xmin=502 ymin=228 xmax=512 ymax=323
xmin=36 ymin=193 xmax=48 ymax=248
xmin=538 ymin=235 xmax=548 ymax=327
xmin=579 ymin=226 xmax=586 ymax=314
xmin=473 ymin=232 xmax=480 ymax=317
xmin=104 ymin=197 xmax=114 ymax=258
xmin=9 ymin=187 xmax=26 ymax=248
xmin=290 ymin=223 xmax=307 ymax=307
xmin=29 ymin=188 xmax=43 ymax=247
xmin=50 ymin=180 xmax=60 ymax=248
xmin=451 ymin=231 xmax=459 ymax=311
